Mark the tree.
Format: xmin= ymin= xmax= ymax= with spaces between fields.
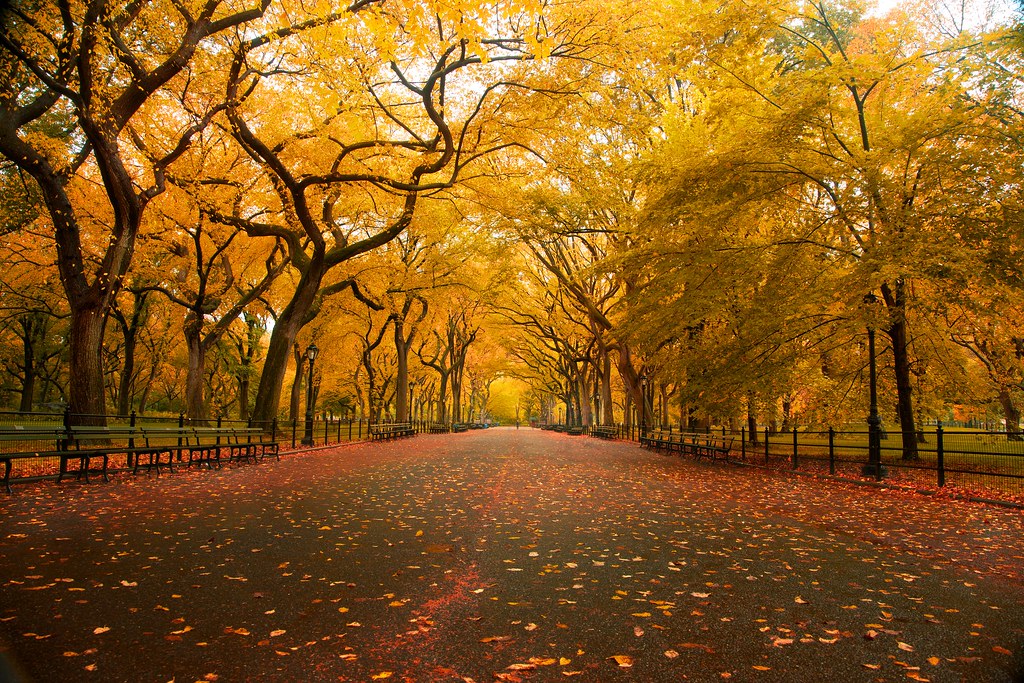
xmin=0 ymin=0 xmax=272 ymax=421
xmin=204 ymin=0 xmax=613 ymax=426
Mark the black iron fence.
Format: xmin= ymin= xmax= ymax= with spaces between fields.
xmin=546 ymin=421 xmax=1024 ymax=501
xmin=741 ymin=425 xmax=1024 ymax=497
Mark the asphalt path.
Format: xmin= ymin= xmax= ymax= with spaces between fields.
xmin=1 ymin=427 xmax=1022 ymax=682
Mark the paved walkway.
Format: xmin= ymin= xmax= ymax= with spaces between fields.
xmin=1 ymin=428 xmax=1022 ymax=682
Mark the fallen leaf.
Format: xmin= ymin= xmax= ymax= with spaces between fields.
xmin=679 ymin=643 xmax=715 ymax=653
xmin=371 ymin=673 xmax=393 ymax=680
xmin=609 ymin=655 xmax=633 ymax=668
xmin=993 ymin=646 xmax=1012 ymax=656
xmin=794 ymin=596 xmax=808 ymax=604
xmin=664 ymin=650 xmax=679 ymax=659
xmin=753 ymin=665 xmax=771 ymax=671
xmin=92 ymin=627 xmax=110 ymax=635
xmin=898 ymin=642 xmax=915 ymax=652
xmin=480 ymin=636 xmax=513 ymax=643
xmin=269 ymin=630 xmax=286 ymax=637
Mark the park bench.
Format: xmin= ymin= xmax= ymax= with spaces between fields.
xmin=369 ymin=423 xmax=415 ymax=441
xmin=692 ymin=436 xmax=734 ymax=461
xmin=452 ymin=423 xmax=469 ymax=433
xmin=61 ymin=425 xmax=182 ymax=481
xmin=426 ymin=423 xmax=450 ymax=434
xmin=0 ymin=425 xmax=66 ymax=493
xmin=228 ymin=427 xmax=280 ymax=462
xmin=640 ymin=430 xmax=735 ymax=462
xmin=566 ymin=426 xmax=584 ymax=436
xmin=640 ymin=429 xmax=679 ymax=451
xmin=1 ymin=422 xmax=280 ymax=492
xmin=591 ymin=426 xmax=618 ymax=439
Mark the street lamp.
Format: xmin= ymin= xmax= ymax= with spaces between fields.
xmin=302 ymin=343 xmax=319 ymax=446
xmin=408 ymin=379 xmax=417 ymax=430
xmin=860 ymin=296 xmax=886 ymax=479
xmin=639 ymin=375 xmax=649 ymax=436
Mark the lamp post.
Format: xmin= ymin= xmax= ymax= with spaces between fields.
xmin=408 ymin=379 xmax=417 ymax=430
xmin=860 ymin=296 xmax=886 ymax=479
xmin=639 ymin=375 xmax=649 ymax=437
xmin=302 ymin=343 xmax=319 ymax=446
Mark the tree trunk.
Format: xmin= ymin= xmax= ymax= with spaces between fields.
xmin=18 ymin=316 xmax=36 ymax=413
xmin=68 ymin=305 xmax=109 ymax=424
xmin=600 ymin=349 xmax=613 ymax=424
xmin=998 ymin=388 xmax=1022 ymax=441
xmin=289 ymin=343 xmax=303 ymax=425
xmin=251 ymin=259 xmax=326 ymax=426
xmin=746 ymin=392 xmax=759 ymax=445
xmin=780 ymin=394 xmax=792 ymax=433
xmin=116 ymin=331 xmax=136 ymax=417
xmin=395 ymin=321 xmax=409 ymax=421
xmin=614 ymin=343 xmax=642 ymax=428
xmin=238 ymin=374 xmax=250 ymax=421
xmin=451 ymin=372 xmax=462 ymax=423
xmin=882 ymin=281 xmax=919 ymax=460
xmin=184 ymin=316 xmax=209 ymax=424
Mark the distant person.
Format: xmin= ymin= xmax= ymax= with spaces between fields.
xmin=515 ymin=420 xmax=520 ymax=430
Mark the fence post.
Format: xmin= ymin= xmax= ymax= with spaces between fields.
xmin=216 ymin=415 xmax=222 ymax=446
xmin=348 ymin=418 xmax=353 ymax=441
xmin=792 ymin=428 xmax=798 ymax=470
xmin=291 ymin=418 xmax=297 ymax=449
xmin=828 ymin=427 xmax=835 ymax=475
xmin=936 ymin=422 xmax=945 ymax=488
xmin=764 ymin=427 xmax=770 ymax=465
xmin=271 ymin=418 xmax=278 ymax=442
xmin=741 ymin=427 xmax=746 ymax=461
xmin=324 ymin=417 xmax=329 ymax=445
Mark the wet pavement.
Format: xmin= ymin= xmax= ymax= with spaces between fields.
xmin=1 ymin=427 xmax=1022 ymax=682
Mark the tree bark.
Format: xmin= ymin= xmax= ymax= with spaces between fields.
xmin=881 ymin=280 xmax=919 ymax=460
xmin=184 ymin=314 xmax=209 ymax=424
xmin=998 ymin=388 xmax=1022 ymax=441
xmin=251 ymin=258 xmax=326 ymax=426
xmin=68 ymin=305 xmax=109 ymax=424
xmin=395 ymin=320 xmax=409 ymax=421
xmin=746 ymin=392 xmax=759 ymax=445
